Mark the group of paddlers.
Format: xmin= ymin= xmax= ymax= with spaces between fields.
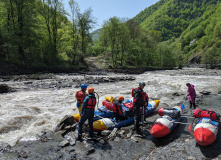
xmin=74 ymin=82 xmax=196 ymax=141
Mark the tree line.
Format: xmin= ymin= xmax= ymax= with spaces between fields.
xmin=0 ymin=0 xmax=95 ymax=68
xmin=0 ymin=0 xmax=179 ymax=70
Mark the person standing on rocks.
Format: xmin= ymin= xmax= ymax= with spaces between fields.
xmin=185 ymin=83 xmax=196 ymax=109
xmin=75 ymin=84 xmax=87 ymax=113
xmin=111 ymin=96 xmax=125 ymax=121
xmin=77 ymin=87 xmax=96 ymax=141
xmin=132 ymin=82 xmax=148 ymax=134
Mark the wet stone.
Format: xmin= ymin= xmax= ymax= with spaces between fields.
xmin=59 ymin=140 xmax=70 ymax=147
xmin=70 ymin=138 xmax=76 ymax=146
xmin=18 ymin=151 xmax=28 ymax=158
xmin=86 ymin=147 xmax=95 ymax=155
xmin=131 ymin=136 xmax=138 ymax=143
xmin=114 ymin=137 xmax=120 ymax=142
xmin=101 ymin=130 xmax=111 ymax=136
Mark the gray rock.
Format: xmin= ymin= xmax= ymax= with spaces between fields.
xmin=118 ymin=130 xmax=125 ymax=136
xmin=131 ymin=136 xmax=138 ymax=143
xmin=70 ymin=138 xmax=76 ymax=146
xmin=59 ymin=140 xmax=70 ymax=147
xmin=187 ymin=156 xmax=196 ymax=160
xmin=101 ymin=130 xmax=111 ymax=136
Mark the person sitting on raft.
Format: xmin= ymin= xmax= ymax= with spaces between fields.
xmin=185 ymin=83 xmax=196 ymax=109
xmin=110 ymin=96 xmax=125 ymax=121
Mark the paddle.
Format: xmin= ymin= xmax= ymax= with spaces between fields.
xmin=188 ymin=118 xmax=196 ymax=135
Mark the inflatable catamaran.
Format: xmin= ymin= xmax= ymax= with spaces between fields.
xmin=150 ymin=105 xmax=185 ymax=137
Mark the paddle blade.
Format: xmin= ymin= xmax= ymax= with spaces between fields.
xmin=188 ymin=125 xmax=192 ymax=134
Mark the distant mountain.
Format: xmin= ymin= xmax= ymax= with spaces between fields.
xmin=91 ymin=29 xmax=101 ymax=42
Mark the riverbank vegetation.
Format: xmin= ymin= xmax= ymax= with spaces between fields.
xmin=1 ymin=0 xmax=221 ymax=73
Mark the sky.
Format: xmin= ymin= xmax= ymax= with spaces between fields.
xmin=64 ymin=0 xmax=159 ymax=31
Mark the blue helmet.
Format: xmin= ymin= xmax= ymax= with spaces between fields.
xmin=80 ymin=84 xmax=87 ymax=89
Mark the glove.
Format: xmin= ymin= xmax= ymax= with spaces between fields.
xmin=77 ymin=103 xmax=80 ymax=108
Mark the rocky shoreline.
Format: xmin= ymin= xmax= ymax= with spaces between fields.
xmin=1 ymin=94 xmax=221 ymax=160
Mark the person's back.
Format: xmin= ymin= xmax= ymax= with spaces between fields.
xmin=77 ymin=87 xmax=96 ymax=141
xmin=75 ymin=84 xmax=87 ymax=113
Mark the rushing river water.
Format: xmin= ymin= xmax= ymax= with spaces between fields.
xmin=1 ymin=67 xmax=221 ymax=147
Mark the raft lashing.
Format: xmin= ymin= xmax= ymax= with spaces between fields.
xmin=150 ymin=105 xmax=185 ymax=138
xmin=93 ymin=100 xmax=160 ymax=132
xmin=191 ymin=109 xmax=220 ymax=146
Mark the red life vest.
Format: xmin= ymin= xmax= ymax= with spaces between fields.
xmin=124 ymin=102 xmax=134 ymax=111
xmin=111 ymin=102 xmax=123 ymax=114
xmin=75 ymin=90 xmax=87 ymax=103
xmin=86 ymin=97 xmax=96 ymax=109
xmin=132 ymin=88 xmax=148 ymax=103
xmin=102 ymin=100 xmax=113 ymax=110
xmin=193 ymin=109 xmax=220 ymax=121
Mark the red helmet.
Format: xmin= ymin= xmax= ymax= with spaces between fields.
xmin=88 ymin=87 xmax=94 ymax=93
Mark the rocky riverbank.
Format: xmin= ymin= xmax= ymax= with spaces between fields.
xmin=1 ymin=94 xmax=221 ymax=160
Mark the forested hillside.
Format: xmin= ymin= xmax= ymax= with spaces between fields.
xmin=130 ymin=0 xmax=221 ymax=68
xmin=0 ymin=0 xmax=95 ymax=72
xmin=1 ymin=0 xmax=221 ymax=73
xmin=133 ymin=0 xmax=221 ymax=41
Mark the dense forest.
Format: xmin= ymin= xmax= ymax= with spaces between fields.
xmin=1 ymin=0 xmax=221 ymax=72
xmin=0 ymin=0 xmax=95 ymax=71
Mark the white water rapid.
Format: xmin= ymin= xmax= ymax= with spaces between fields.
xmin=1 ymin=67 xmax=221 ymax=146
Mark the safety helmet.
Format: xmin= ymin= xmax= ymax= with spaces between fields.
xmin=88 ymin=87 xmax=94 ymax=93
xmin=119 ymin=96 xmax=124 ymax=101
xmin=139 ymin=82 xmax=146 ymax=86
xmin=80 ymin=84 xmax=87 ymax=89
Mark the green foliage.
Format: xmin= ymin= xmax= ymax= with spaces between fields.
xmin=133 ymin=0 xmax=221 ymax=41
xmin=0 ymin=0 xmax=95 ymax=69
xmin=94 ymin=17 xmax=177 ymax=68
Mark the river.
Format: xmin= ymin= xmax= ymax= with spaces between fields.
xmin=1 ymin=67 xmax=221 ymax=159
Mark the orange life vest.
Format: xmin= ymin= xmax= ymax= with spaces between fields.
xmin=75 ymin=90 xmax=87 ymax=103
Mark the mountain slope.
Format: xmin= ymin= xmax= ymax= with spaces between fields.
xmin=133 ymin=0 xmax=220 ymax=41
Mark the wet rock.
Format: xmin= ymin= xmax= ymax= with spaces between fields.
xmin=70 ymin=138 xmax=76 ymax=146
xmin=172 ymin=92 xmax=180 ymax=96
xmin=59 ymin=140 xmax=70 ymax=147
xmin=218 ymin=91 xmax=221 ymax=94
xmin=101 ymin=130 xmax=111 ymax=136
xmin=187 ymin=156 xmax=196 ymax=160
xmin=118 ymin=130 xmax=125 ymax=136
xmin=18 ymin=151 xmax=28 ymax=158
xmin=68 ymin=147 xmax=75 ymax=153
xmin=0 ymin=84 xmax=14 ymax=93
xmin=131 ymin=136 xmax=138 ymax=143
xmin=114 ymin=137 xmax=120 ymax=142
xmin=200 ymin=90 xmax=211 ymax=95
xmin=0 ymin=143 xmax=11 ymax=152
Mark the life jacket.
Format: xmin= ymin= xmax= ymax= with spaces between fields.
xmin=132 ymin=88 xmax=147 ymax=103
xmin=193 ymin=109 xmax=220 ymax=121
xmin=102 ymin=100 xmax=113 ymax=110
xmin=86 ymin=97 xmax=96 ymax=109
xmin=111 ymin=101 xmax=123 ymax=114
xmin=123 ymin=102 xmax=134 ymax=111
xmin=75 ymin=90 xmax=87 ymax=103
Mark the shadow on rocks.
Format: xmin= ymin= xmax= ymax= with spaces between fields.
xmin=152 ymin=117 xmax=188 ymax=147
xmin=198 ymin=129 xmax=221 ymax=158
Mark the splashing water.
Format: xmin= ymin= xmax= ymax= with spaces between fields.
xmin=1 ymin=67 xmax=221 ymax=146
